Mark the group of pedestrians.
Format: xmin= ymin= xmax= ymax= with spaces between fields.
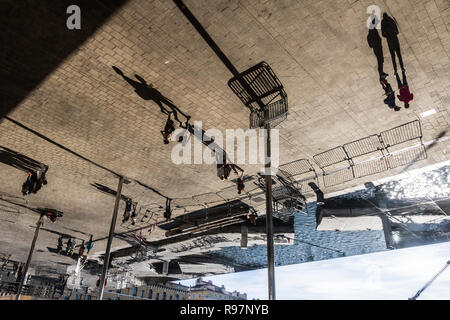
xmin=216 ymin=152 xmax=246 ymax=194
xmin=57 ymin=235 xmax=93 ymax=260
xmin=367 ymin=13 xmax=413 ymax=111
xmin=21 ymin=166 xmax=48 ymax=196
xmin=122 ymin=199 xmax=139 ymax=225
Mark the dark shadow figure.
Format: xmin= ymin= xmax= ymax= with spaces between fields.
xmin=90 ymin=183 xmax=131 ymax=201
xmin=112 ymin=66 xmax=190 ymax=126
xmin=3 ymin=117 xmax=171 ymax=200
xmin=0 ymin=146 xmax=46 ymax=173
xmin=380 ymin=77 xmax=400 ymax=111
xmin=395 ymin=70 xmax=413 ymax=108
xmin=367 ymin=23 xmax=388 ymax=80
xmin=381 ymin=13 xmax=405 ymax=74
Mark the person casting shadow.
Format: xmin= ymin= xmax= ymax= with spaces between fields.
xmin=112 ymin=66 xmax=190 ymax=126
xmin=381 ymin=13 xmax=405 ymax=74
xmin=395 ymin=70 xmax=413 ymax=109
xmin=161 ymin=112 xmax=176 ymax=144
xmin=380 ymin=77 xmax=400 ymax=111
xmin=367 ymin=21 xmax=388 ymax=80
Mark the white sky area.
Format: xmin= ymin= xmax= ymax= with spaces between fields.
xmin=176 ymin=242 xmax=450 ymax=300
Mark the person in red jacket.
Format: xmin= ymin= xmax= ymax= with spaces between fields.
xmin=396 ymin=71 xmax=413 ymax=108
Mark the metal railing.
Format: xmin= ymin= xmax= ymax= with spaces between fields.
xmin=314 ymin=120 xmax=425 ymax=187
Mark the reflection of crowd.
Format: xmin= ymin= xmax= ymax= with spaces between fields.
xmin=367 ymin=13 xmax=414 ymax=112
xmin=57 ymin=234 xmax=93 ymax=263
xmin=21 ymin=166 xmax=48 ymax=196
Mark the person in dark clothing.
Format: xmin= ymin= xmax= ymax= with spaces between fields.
xmin=381 ymin=13 xmax=405 ymax=74
xmin=22 ymin=171 xmax=37 ymax=196
xmin=57 ymin=235 xmax=64 ymax=254
xmin=70 ymin=238 xmax=76 ymax=256
xmin=86 ymin=235 xmax=94 ymax=254
xmin=33 ymin=166 xmax=48 ymax=194
xmin=122 ymin=199 xmax=132 ymax=223
xmin=161 ymin=112 xmax=176 ymax=144
xmin=66 ymin=238 xmax=72 ymax=256
xmin=78 ymin=240 xmax=85 ymax=257
xmin=223 ymin=163 xmax=232 ymax=180
xmin=163 ymin=198 xmax=172 ymax=221
xmin=367 ymin=24 xmax=389 ymax=80
xmin=237 ymin=173 xmax=245 ymax=195
xmin=380 ymin=78 xmax=400 ymax=111
xmin=395 ymin=70 xmax=413 ymax=108
xmin=47 ymin=211 xmax=57 ymax=223
xmin=131 ymin=204 xmax=138 ymax=225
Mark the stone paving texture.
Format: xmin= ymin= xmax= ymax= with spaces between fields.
xmin=0 ymin=0 xmax=449 ymax=271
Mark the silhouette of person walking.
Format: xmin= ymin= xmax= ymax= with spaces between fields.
xmin=163 ymin=198 xmax=172 ymax=221
xmin=122 ymin=198 xmax=132 ymax=224
xmin=367 ymin=22 xmax=388 ymax=80
xmin=381 ymin=13 xmax=405 ymax=74
xmin=395 ymin=70 xmax=413 ymax=109
xmin=161 ymin=112 xmax=176 ymax=144
xmin=380 ymin=77 xmax=400 ymax=111
xmin=112 ymin=66 xmax=189 ymax=126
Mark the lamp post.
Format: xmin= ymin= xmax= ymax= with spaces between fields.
xmin=97 ymin=176 xmax=124 ymax=300
xmin=15 ymin=213 xmax=45 ymax=300
xmin=173 ymin=0 xmax=277 ymax=299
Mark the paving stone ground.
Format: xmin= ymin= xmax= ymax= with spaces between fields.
xmin=0 ymin=0 xmax=449 ymax=272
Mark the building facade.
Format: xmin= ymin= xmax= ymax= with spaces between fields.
xmin=188 ymin=278 xmax=247 ymax=300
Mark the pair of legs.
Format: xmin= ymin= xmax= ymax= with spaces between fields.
xmin=373 ymin=47 xmax=388 ymax=79
xmin=395 ymin=69 xmax=408 ymax=89
xmin=387 ymin=36 xmax=405 ymax=73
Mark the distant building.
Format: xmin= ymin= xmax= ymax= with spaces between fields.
xmin=62 ymin=282 xmax=190 ymax=300
xmin=188 ymin=278 xmax=247 ymax=300
xmin=61 ymin=278 xmax=246 ymax=300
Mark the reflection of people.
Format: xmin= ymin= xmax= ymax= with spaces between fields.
xmin=131 ymin=204 xmax=138 ymax=225
xmin=381 ymin=13 xmax=405 ymax=74
xmin=164 ymin=199 xmax=172 ymax=221
xmin=161 ymin=113 xmax=176 ymax=144
xmin=367 ymin=23 xmax=388 ymax=80
xmin=122 ymin=199 xmax=132 ymax=224
xmin=380 ymin=78 xmax=400 ymax=111
xmin=113 ymin=66 xmax=189 ymax=125
xmin=395 ymin=71 xmax=413 ymax=109
xmin=236 ymin=171 xmax=245 ymax=195
xmin=86 ymin=235 xmax=94 ymax=254
xmin=57 ymin=235 xmax=63 ymax=253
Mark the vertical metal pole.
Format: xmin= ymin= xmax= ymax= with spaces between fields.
xmin=16 ymin=213 xmax=44 ymax=300
xmin=379 ymin=213 xmax=395 ymax=249
xmin=264 ymin=121 xmax=275 ymax=300
xmin=97 ymin=176 xmax=124 ymax=300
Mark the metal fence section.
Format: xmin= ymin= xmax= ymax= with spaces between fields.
xmin=279 ymin=159 xmax=316 ymax=178
xmin=250 ymin=97 xmax=288 ymax=129
xmin=228 ymin=62 xmax=285 ymax=109
xmin=228 ymin=61 xmax=288 ymax=129
xmin=322 ymin=167 xmax=354 ymax=187
xmin=279 ymin=159 xmax=318 ymax=194
xmin=313 ymin=120 xmax=427 ymax=188
xmin=380 ymin=120 xmax=422 ymax=148
xmin=352 ymin=158 xmax=389 ymax=178
xmin=313 ymin=146 xmax=350 ymax=169
xmin=386 ymin=144 xmax=427 ymax=169
xmin=343 ymin=135 xmax=385 ymax=159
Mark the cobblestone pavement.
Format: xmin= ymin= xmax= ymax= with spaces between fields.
xmin=0 ymin=0 xmax=449 ymax=271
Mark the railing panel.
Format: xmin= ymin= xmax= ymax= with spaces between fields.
xmin=380 ymin=120 xmax=422 ymax=147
